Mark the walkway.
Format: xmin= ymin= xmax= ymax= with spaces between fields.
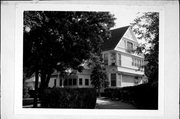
xmin=96 ymin=97 xmax=137 ymax=109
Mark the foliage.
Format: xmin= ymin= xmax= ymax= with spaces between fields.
xmin=23 ymin=98 xmax=34 ymax=106
xmin=90 ymin=63 xmax=109 ymax=95
xmin=23 ymin=87 xmax=30 ymax=98
xmin=40 ymin=88 xmax=97 ymax=108
xmin=131 ymin=12 xmax=159 ymax=84
xmin=104 ymin=84 xmax=158 ymax=109
xmin=23 ymin=11 xmax=115 ymax=88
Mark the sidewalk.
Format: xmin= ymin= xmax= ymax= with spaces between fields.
xmin=96 ymin=97 xmax=137 ymax=109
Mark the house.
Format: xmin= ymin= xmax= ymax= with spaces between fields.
xmin=101 ymin=26 xmax=145 ymax=87
xmin=24 ymin=26 xmax=147 ymax=90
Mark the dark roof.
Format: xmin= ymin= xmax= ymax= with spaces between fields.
xmin=101 ymin=26 xmax=129 ymax=51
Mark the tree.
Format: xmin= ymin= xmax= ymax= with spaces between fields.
xmin=90 ymin=63 xmax=109 ymax=97
xmin=131 ymin=12 xmax=159 ymax=85
xmin=23 ymin=11 xmax=115 ymax=107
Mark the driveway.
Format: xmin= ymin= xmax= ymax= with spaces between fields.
xmin=96 ymin=97 xmax=137 ymax=109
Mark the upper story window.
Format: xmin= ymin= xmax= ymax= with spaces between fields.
xmin=111 ymin=52 xmax=116 ymax=66
xmin=127 ymin=41 xmax=133 ymax=50
xmin=132 ymin=58 xmax=144 ymax=70
xmin=104 ymin=53 xmax=108 ymax=65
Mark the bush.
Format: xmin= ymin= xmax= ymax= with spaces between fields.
xmin=23 ymin=87 xmax=30 ymax=98
xmin=23 ymin=98 xmax=34 ymax=106
xmin=104 ymin=84 xmax=158 ymax=109
xmin=40 ymin=88 xmax=97 ymax=108
xmin=28 ymin=90 xmax=36 ymax=98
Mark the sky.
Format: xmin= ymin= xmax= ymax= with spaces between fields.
xmin=108 ymin=10 xmax=146 ymax=45
xmin=108 ymin=9 xmax=140 ymax=29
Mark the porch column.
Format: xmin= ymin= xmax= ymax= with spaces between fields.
xmin=115 ymin=52 xmax=118 ymax=66
xmin=121 ymin=74 xmax=123 ymax=87
xmin=61 ymin=78 xmax=64 ymax=88
xmin=115 ymin=73 xmax=118 ymax=87
xmin=77 ymin=77 xmax=79 ymax=87
xmin=108 ymin=73 xmax=111 ymax=87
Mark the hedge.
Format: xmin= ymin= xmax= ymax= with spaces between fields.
xmin=104 ymin=83 xmax=158 ymax=109
xmin=40 ymin=88 xmax=97 ymax=108
xmin=23 ymin=98 xmax=34 ymax=106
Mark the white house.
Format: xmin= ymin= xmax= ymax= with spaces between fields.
xmin=101 ymin=26 xmax=145 ymax=87
xmin=24 ymin=26 xmax=147 ymax=90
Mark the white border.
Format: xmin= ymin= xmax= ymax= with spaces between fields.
xmin=14 ymin=2 xmax=165 ymax=116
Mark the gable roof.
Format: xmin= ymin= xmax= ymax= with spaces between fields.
xmin=101 ymin=26 xmax=129 ymax=51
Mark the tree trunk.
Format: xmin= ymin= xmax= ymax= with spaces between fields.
xmin=39 ymin=71 xmax=51 ymax=90
xmin=39 ymin=71 xmax=46 ymax=107
xmin=38 ymin=71 xmax=52 ymax=107
xmin=33 ymin=69 xmax=39 ymax=108
xmin=45 ymin=72 xmax=51 ymax=88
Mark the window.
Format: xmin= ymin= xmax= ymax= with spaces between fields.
xmin=79 ymin=78 xmax=83 ymax=85
xmin=127 ymin=41 xmax=133 ymax=50
xmin=73 ymin=78 xmax=77 ymax=85
xmin=64 ymin=79 xmax=67 ymax=86
xmin=132 ymin=58 xmax=144 ymax=68
xmin=141 ymin=60 xmax=144 ymax=68
xmin=138 ymin=60 xmax=141 ymax=67
xmin=104 ymin=53 xmax=108 ymax=65
xmin=118 ymin=74 xmax=121 ymax=86
xmin=85 ymin=79 xmax=89 ymax=86
xmin=69 ymin=78 xmax=72 ymax=86
xmin=118 ymin=53 xmax=121 ymax=66
xmin=135 ymin=59 xmax=137 ymax=66
xmin=132 ymin=58 xmax=134 ymax=66
xmin=140 ymin=60 xmax=144 ymax=69
xmin=111 ymin=73 xmax=116 ymax=86
xmin=111 ymin=52 xmax=116 ymax=66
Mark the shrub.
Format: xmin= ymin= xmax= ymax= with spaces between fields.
xmin=40 ymin=88 xmax=97 ymax=108
xmin=104 ymin=84 xmax=158 ymax=109
xmin=23 ymin=87 xmax=30 ymax=98
xmin=28 ymin=90 xmax=36 ymax=98
xmin=23 ymin=98 xmax=34 ymax=106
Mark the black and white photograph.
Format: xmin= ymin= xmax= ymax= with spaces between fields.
xmin=1 ymin=1 xmax=179 ymax=119
xmin=23 ymin=10 xmax=158 ymax=109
